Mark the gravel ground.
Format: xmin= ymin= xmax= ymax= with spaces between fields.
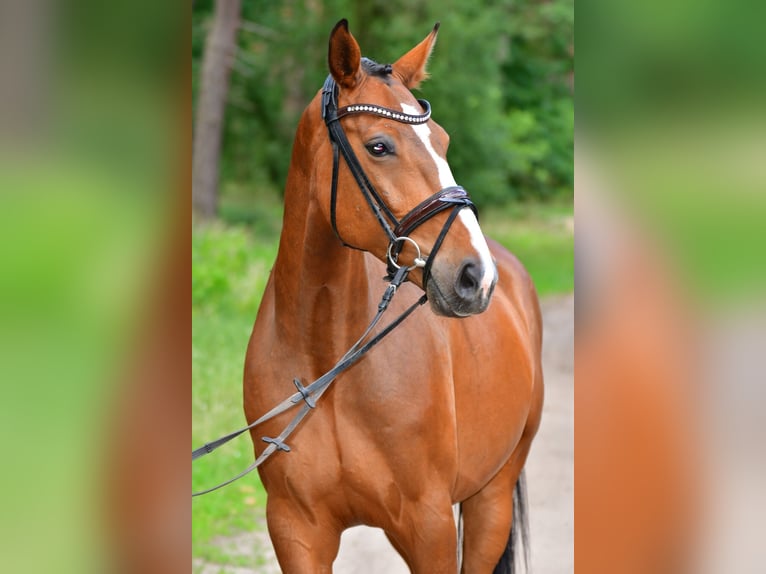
xmin=195 ymin=294 xmax=574 ymax=573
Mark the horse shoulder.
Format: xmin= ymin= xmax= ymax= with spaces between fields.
xmin=488 ymin=236 xmax=545 ymax=445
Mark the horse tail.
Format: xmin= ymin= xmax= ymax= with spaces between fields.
xmin=455 ymin=502 xmax=464 ymax=570
xmin=493 ymin=469 xmax=530 ymax=574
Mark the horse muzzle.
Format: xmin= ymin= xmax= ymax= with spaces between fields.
xmin=426 ymin=257 xmax=498 ymax=317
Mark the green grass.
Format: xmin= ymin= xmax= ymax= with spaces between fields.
xmin=192 ymin=216 xmax=279 ymax=562
xmin=192 ymin=307 xmax=269 ymax=560
xmin=192 ymin=196 xmax=573 ymax=566
xmin=481 ymin=200 xmax=574 ymax=296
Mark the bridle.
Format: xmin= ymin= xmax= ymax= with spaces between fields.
xmin=321 ymin=73 xmax=477 ymax=286
xmin=192 ymin=71 xmax=479 ymax=496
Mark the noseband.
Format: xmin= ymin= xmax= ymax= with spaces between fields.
xmin=321 ymin=74 xmax=477 ymax=286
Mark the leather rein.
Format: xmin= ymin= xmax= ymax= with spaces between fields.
xmin=192 ymin=73 xmax=477 ymax=497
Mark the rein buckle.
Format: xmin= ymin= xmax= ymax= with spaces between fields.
xmin=262 ymin=436 xmax=291 ymax=452
xmin=291 ymin=378 xmax=317 ymax=409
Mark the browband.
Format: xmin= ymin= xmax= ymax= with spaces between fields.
xmin=336 ymin=100 xmax=432 ymax=124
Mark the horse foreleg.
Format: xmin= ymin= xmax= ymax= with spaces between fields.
xmin=383 ymin=494 xmax=458 ymax=573
xmin=265 ymin=496 xmax=341 ymax=574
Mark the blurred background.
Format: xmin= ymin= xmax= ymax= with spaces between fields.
xmin=0 ymin=0 xmax=186 ymax=573
xmin=577 ymin=0 xmax=766 ymax=572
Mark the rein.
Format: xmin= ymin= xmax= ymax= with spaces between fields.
xmin=192 ymin=265 xmax=424 ymax=496
xmin=192 ymin=73 xmax=477 ymax=497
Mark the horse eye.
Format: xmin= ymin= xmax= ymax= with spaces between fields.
xmin=366 ymin=141 xmax=390 ymax=157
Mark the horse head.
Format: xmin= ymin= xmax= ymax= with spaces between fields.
xmin=316 ymin=20 xmax=498 ymax=317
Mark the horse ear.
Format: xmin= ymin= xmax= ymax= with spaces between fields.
xmin=328 ymin=19 xmax=362 ymax=90
xmin=393 ymin=22 xmax=440 ymax=89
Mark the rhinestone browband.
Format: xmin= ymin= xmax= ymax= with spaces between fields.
xmin=336 ymin=99 xmax=432 ymax=125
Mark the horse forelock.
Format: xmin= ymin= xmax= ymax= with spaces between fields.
xmin=360 ymin=57 xmax=394 ymax=85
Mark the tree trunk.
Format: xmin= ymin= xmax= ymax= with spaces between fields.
xmin=193 ymin=0 xmax=242 ymax=220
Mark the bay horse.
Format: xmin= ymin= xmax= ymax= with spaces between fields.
xmin=244 ymin=20 xmax=543 ymax=573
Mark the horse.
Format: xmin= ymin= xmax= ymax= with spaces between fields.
xmin=243 ymin=20 xmax=544 ymax=573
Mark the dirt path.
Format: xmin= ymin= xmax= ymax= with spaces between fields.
xmin=196 ymin=294 xmax=574 ymax=573
xmin=525 ymin=294 xmax=574 ymax=574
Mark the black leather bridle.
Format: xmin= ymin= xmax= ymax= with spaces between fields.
xmin=321 ymin=74 xmax=477 ymax=287
xmin=192 ymin=72 xmax=479 ymax=496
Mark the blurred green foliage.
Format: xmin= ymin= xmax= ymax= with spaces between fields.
xmin=578 ymin=0 xmax=766 ymax=305
xmin=192 ymin=0 xmax=573 ymax=207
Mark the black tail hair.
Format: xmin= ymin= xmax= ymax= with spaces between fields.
xmin=493 ymin=470 xmax=530 ymax=574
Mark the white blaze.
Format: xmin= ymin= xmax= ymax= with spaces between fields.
xmin=401 ymin=103 xmax=496 ymax=293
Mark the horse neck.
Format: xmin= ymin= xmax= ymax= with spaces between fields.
xmin=271 ymin=110 xmax=375 ymax=354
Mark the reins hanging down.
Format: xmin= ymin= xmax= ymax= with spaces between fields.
xmin=193 ymin=266 xmax=425 ymax=496
xmin=192 ymin=72 xmax=479 ymax=497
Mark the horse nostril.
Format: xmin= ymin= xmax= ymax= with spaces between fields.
xmin=455 ymin=261 xmax=482 ymax=300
